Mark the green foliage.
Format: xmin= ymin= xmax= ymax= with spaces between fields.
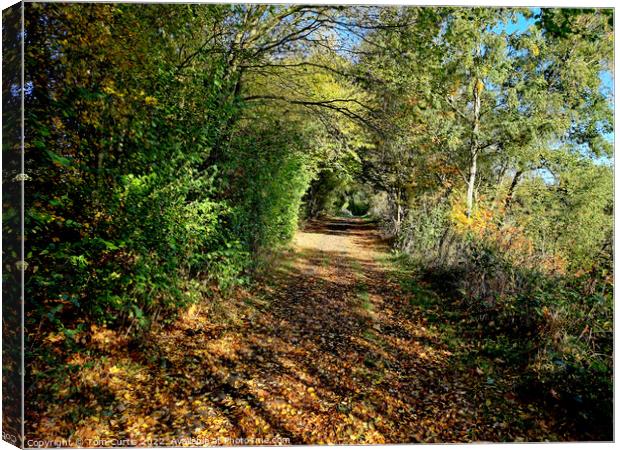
xmin=536 ymin=8 xmax=613 ymax=39
xmin=27 ymin=4 xmax=220 ymax=330
xmin=355 ymin=11 xmax=612 ymax=430
xmin=24 ymin=3 xmax=334 ymax=336
xmin=19 ymin=3 xmax=614 ymax=439
xmin=304 ymin=171 xmax=372 ymax=218
xmin=398 ymin=197 xmax=450 ymax=258
xmin=225 ymin=114 xmax=315 ymax=256
xmin=303 ymin=170 xmax=350 ymax=218
xmin=512 ymin=159 xmax=613 ymax=271
xmin=393 ymin=235 xmax=613 ymax=437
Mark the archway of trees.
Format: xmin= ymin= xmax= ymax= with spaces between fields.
xmin=7 ymin=3 xmax=613 ymax=443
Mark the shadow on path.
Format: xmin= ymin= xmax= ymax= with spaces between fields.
xmin=28 ymin=217 xmax=577 ymax=444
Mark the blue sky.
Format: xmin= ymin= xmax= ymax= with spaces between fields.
xmin=506 ymin=7 xmax=541 ymax=34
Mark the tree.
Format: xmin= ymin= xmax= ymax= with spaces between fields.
xmin=356 ymin=7 xmax=612 ymax=226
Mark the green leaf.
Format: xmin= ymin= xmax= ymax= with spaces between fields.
xmin=45 ymin=149 xmax=73 ymax=167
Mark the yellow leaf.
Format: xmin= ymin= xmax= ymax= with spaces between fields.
xmin=45 ymin=332 xmax=65 ymax=344
xmin=145 ymin=96 xmax=158 ymax=106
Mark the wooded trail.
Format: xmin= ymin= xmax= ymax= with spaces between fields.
xmin=31 ymin=218 xmax=576 ymax=444
xmin=20 ymin=5 xmax=612 ymax=445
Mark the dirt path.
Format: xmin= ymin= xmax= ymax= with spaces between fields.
xmin=31 ymin=218 xmax=570 ymax=444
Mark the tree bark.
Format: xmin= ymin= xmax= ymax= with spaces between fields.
xmin=504 ymin=169 xmax=523 ymax=210
xmin=466 ymin=78 xmax=483 ymax=217
xmin=466 ymin=151 xmax=478 ymax=217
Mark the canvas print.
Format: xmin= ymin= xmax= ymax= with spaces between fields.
xmin=1 ymin=1 xmax=614 ymax=446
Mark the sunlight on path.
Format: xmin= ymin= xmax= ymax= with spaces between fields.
xmin=29 ymin=217 xmax=570 ymax=445
xmin=293 ymin=218 xmax=384 ymax=262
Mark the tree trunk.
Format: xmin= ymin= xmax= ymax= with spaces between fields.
xmin=504 ymin=170 xmax=523 ymax=210
xmin=391 ymin=188 xmax=403 ymax=235
xmin=466 ymin=153 xmax=477 ymax=217
xmin=466 ymin=78 xmax=483 ymax=217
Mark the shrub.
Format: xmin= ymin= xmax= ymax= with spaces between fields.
xmin=394 ymin=192 xmax=612 ymax=435
xmin=397 ymin=198 xmax=450 ymax=260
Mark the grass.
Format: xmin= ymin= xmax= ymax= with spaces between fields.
xmin=357 ymin=287 xmax=372 ymax=311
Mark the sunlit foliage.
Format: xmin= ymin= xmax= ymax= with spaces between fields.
xmin=18 ymin=3 xmax=613 ymax=443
